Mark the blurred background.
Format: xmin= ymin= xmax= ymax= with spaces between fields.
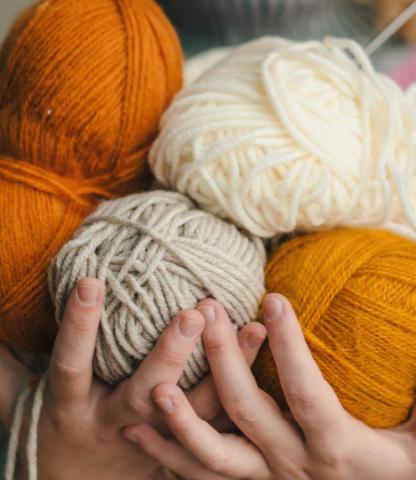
xmin=1 ymin=0 xmax=416 ymax=75
xmin=0 ymin=0 xmax=32 ymax=39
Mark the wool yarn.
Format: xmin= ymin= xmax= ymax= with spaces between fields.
xmin=184 ymin=47 xmax=232 ymax=86
xmin=150 ymin=36 xmax=416 ymax=239
xmin=49 ymin=190 xmax=266 ymax=387
xmin=5 ymin=374 xmax=47 ymax=480
xmin=253 ymin=228 xmax=416 ymax=428
xmin=0 ymin=0 xmax=183 ymax=352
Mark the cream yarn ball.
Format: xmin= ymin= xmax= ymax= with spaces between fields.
xmin=49 ymin=190 xmax=266 ymax=387
xmin=184 ymin=47 xmax=232 ymax=86
xmin=150 ymin=37 xmax=416 ymax=239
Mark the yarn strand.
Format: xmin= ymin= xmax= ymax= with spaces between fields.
xmin=5 ymin=375 xmax=47 ymax=480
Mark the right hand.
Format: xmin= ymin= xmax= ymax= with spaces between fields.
xmin=3 ymin=278 xmax=265 ymax=479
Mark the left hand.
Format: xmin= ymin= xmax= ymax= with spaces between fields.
xmin=125 ymin=295 xmax=416 ymax=480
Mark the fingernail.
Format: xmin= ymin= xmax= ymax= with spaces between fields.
xmin=263 ymin=295 xmax=282 ymax=321
xmin=179 ymin=315 xmax=203 ymax=337
xmin=124 ymin=425 xmax=146 ymax=443
xmin=245 ymin=333 xmax=265 ymax=351
xmin=125 ymin=432 xmax=138 ymax=443
xmin=77 ymin=284 xmax=99 ymax=305
xmin=155 ymin=396 xmax=175 ymax=413
xmin=198 ymin=306 xmax=216 ymax=324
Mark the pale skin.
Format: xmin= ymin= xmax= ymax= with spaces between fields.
xmin=125 ymin=295 xmax=416 ymax=480
xmin=0 ymin=278 xmax=266 ymax=480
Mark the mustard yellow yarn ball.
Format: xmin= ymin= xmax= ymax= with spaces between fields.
xmin=253 ymin=228 xmax=416 ymax=428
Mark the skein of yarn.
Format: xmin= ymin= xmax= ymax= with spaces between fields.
xmin=49 ymin=190 xmax=266 ymax=387
xmin=0 ymin=0 xmax=183 ymax=352
xmin=253 ymin=228 xmax=416 ymax=428
xmin=150 ymin=36 xmax=416 ymax=238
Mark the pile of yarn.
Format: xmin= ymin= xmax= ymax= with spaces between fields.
xmin=149 ymin=35 xmax=416 ymax=428
xmin=253 ymin=228 xmax=416 ymax=428
xmin=0 ymin=0 xmax=183 ymax=352
xmin=49 ymin=190 xmax=266 ymax=387
xmin=150 ymin=36 xmax=416 ymax=238
xmin=4 ymin=9 xmax=416 ymax=477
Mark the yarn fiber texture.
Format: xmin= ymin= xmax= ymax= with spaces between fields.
xmin=49 ymin=190 xmax=266 ymax=387
xmin=253 ymin=228 xmax=416 ymax=428
xmin=184 ymin=47 xmax=232 ymax=85
xmin=150 ymin=36 xmax=416 ymax=239
xmin=0 ymin=0 xmax=183 ymax=351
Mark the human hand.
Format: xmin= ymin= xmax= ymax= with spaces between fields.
xmin=0 ymin=345 xmax=36 ymax=431
xmin=126 ymin=295 xmax=416 ymax=480
xmin=4 ymin=279 xmax=264 ymax=479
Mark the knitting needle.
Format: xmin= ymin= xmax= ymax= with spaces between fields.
xmin=364 ymin=0 xmax=416 ymax=56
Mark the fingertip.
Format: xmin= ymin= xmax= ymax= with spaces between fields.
xmin=124 ymin=423 xmax=154 ymax=444
xmin=152 ymin=383 xmax=184 ymax=414
xmin=197 ymin=299 xmax=232 ymax=332
xmin=263 ymin=293 xmax=296 ymax=326
xmin=175 ymin=309 xmax=205 ymax=338
xmin=239 ymin=322 xmax=267 ymax=339
xmin=152 ymin=382 xmax=182 ymax=400
xmin=72 ymin=277 xmax=104 ymax=307
xmin=239 ymin=323 xmax=267 ymax=353
xmin=197 ymin=298 xmax=222 ymax=311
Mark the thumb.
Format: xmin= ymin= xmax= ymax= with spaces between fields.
xmin=0 ymin=344 xmax=34 ymax=431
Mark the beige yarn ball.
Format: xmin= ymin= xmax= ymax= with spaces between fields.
xmin=150 ymin=36 xmax=416 ymax=239
xmin=184 ymin=47 xmax=232 ymax=86
xmin=49 ymin=190 xmax=266 ymax=387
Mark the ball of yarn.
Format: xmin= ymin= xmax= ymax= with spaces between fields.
xmin=49 ymin=190 xmax=266 ymax=387
xmin=150 ymin=36 xmax=416 ymax=238
xmin=184 ymin=47 xmax=232 ymax=86
xmin=253 ymin=228 xmax=416 ymax=427
xmin=0 ymin=0 xmax=183 ymax=351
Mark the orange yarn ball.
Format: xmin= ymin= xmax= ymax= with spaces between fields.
xmin=253 ymin=229 xmax=416 ymax=427
xmin=0 ymin=0 xmax=183 ymax=351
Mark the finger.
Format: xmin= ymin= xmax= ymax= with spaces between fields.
xmin=198 ymin=299 xmax=304 ymax=459
xmin=48 ymin=278 xmax=104 ymax=404
xmin=237 ymin=321 xmax=268 ymax=367
xmin=150 ymin=383 xmax=269 ymax=479
xmin=107 ymin=309 xmax=205 ymax=426
xmin=125 ymin=423 xmax=228 ymax=480
xmin=263 ymin=294 xmax=347 ymax=441
xmin=187 ymin=322 xmax=266 ymax=422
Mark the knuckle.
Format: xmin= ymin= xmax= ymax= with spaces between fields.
xmin=323 ymin=450 xmax=347 ymax=472
xmin=66 ymin=311 xmax=96 ymax=334
xmin=123 ymin=386 xmax=153 ymax=418
xmin=202 ymin=452 xmax=230 ymax=473
xmin=45 ymin=398 xmax=75 ymax=431
xmin=51 ymin=361 xmax=84 ymax=387
xmin=316 ymin=443 xmax=350 ymax=475
xmin=285 ymin=385 xmax=319 ymax=414
xmin=47 ymin=408 xmax=71 ymax=430
xmin=204 ymin=339 xmax=228 ymax=360
xmin=154 ymin=341 xmax=186 ymax=369
xmin=227 ymin=395 xmax=256 ymax=426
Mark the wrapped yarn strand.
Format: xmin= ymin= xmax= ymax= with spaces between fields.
xmin=253 ymin=228 xmax=416 ymax=428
